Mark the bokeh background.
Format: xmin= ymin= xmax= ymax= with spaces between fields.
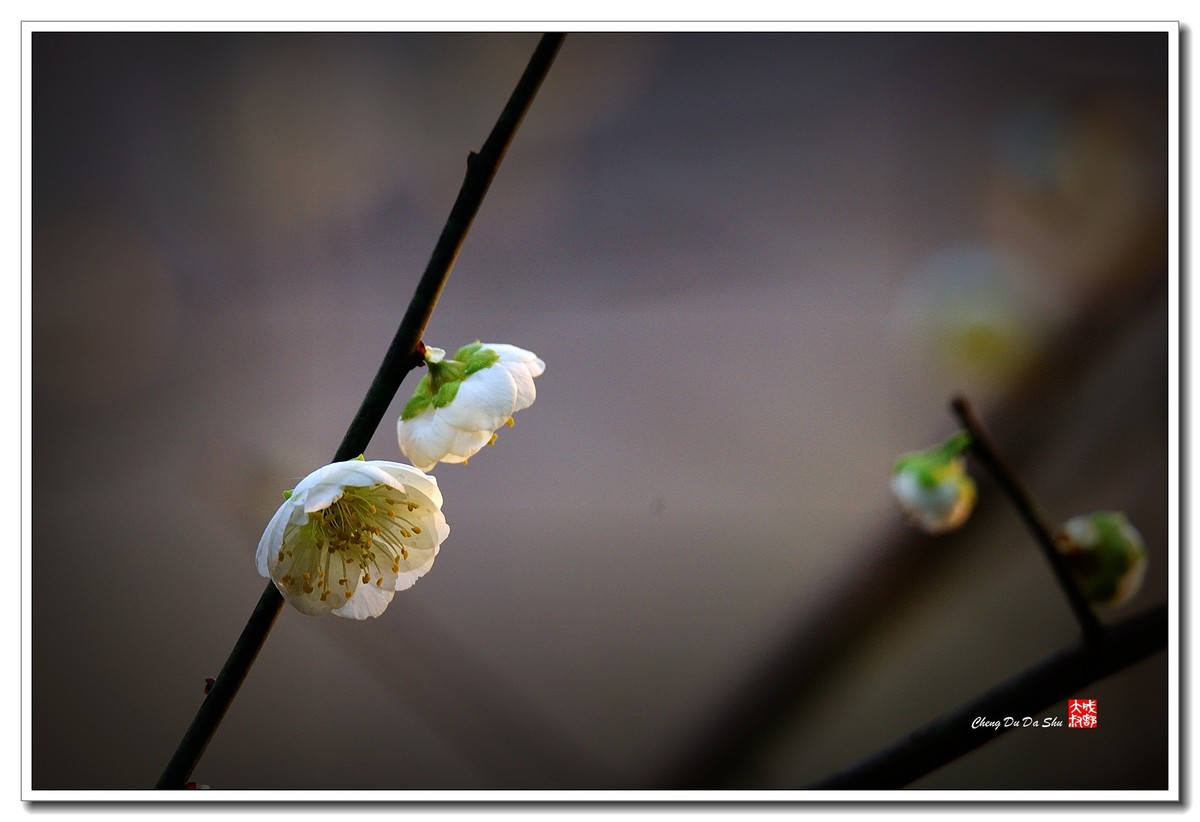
xmin=31 ymin=30 xmax=1171 ymax=791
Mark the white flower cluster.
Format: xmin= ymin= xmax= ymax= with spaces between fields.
xmin=258 ymin=342 xmax=544 ymax=619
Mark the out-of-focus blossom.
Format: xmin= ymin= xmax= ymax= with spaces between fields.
xmin=1056 ymin=511 xmax=1148 ymax=606
xmin=890 ymin=431 xmax=977 ymax=535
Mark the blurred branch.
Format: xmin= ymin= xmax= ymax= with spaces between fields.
xmin=155 ymin=32 xmax=566 ymax=789
xmin=951 ymin=394 xmax=1103 ymax=638
xmin=806 ymin=604 xmax=1166 ymax=789
xmin=658 ymin=276 xmax=1168 ymax=790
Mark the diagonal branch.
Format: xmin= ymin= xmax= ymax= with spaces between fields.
xmin=155 ymin=32 xmax=566 ymax=789
xmin=806 ymin=603 xmax=1166 ymax=789
xmin=951 ymin=395 xmax=1103 ymax=638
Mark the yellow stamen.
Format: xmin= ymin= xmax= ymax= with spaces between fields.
xmin=276 ymin=482 xmax=430 ymax=611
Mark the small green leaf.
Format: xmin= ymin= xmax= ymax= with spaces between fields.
xmin=893 ymin=453 xmax=940 ymax=487
xmin=933 ymin=430 xmax=972 ymax=460
xmin=464 ymin=347 xmax=500 ymax=376
xmin=427 ymin=358 xmax=466 ymax=393
xmin=453 ymin=341 xmax=483 ymax=362
xmin=433 ymin=379 xmax=462 ymax=408
xmin=282 ymin=490 xmax=293 ymax=500
xmin=400 ymin=375 xmax=435 ymax=420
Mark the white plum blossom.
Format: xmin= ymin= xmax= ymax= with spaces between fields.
xmin=397 ymin=342 xmax=545 ymax=470
xmin=256 ymin=458 xmax=449 ymax=619
xmin=1056 ymin=511 xmax=1148 ymax=606
xmin=890 ymin=431 xmax=976 ymax=535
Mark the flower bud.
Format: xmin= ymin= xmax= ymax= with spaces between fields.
xmin=1056 ymin=511 xmax=1148 ymax=606
xmin=890 ymin=431 xmax=976 ymax=534
xmin=398 ymin=342 xmax=545 ymax=470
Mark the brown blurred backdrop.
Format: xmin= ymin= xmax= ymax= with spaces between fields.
xmin=31 ymin=30 xmax=1170 ymax=791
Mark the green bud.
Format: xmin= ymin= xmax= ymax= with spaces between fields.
xmin=891 ymin=431 xmax=976 ymax=533
xmin=1057 ymin=511 xmax=1148 ymax=606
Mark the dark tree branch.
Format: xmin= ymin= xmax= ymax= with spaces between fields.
xmin=951 ymin=394 xmax=1104 ymax=638
xmin=155 ymin=32 xmax=566 ymax=789
xmin=807 ymin=604 xmax=1166 ymax=789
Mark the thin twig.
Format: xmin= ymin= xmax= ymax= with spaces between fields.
xmin=155 ymin=33 xmax=566 ymax=789
xmin=951 ymin=394 xmax=1104 ymax=638
xmin=806 ymin=603 xmax=1166 ymax=789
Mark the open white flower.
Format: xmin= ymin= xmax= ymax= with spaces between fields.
xmin=256 ymin=458 xmax=449 ymax=619
xmin=397 ymin=342 xmax=545 ymax=470
xmin=890 ymin=431 xmax=976 ymax=534
xmin=1056 ymin=511 xmax=1148 ymax=606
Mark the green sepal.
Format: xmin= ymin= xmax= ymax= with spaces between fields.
xmin=933 ymin=430 xmax=972 ymax=461
xmin=282 ymin=489 xmax=293 ymax=500
xmin=453 ymin=341 xmax=484 ymax=363
xmin=892 ymin=430 xmax=972 ymax=489
xmin=463 ymin=347 xmax=500 ymax=376
xmin=353 ymin=454 xmax=365 ymax=461
xmin=427 ymin=358 xmax=466 ymax=394
xmin=433 ymin=379 xmax=462 ymax=408
xmin=400 ymin=375 xmax=435 ymax=421
xmin=892 ymin=452 xmax=944 ymax=489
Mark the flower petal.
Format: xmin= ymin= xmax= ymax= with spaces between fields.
xmin=371 ymin=461 xmax=445 ymax=509
xmin=440 ymin=426 xmax=494 ymax=463
xmin=395 ymin=544 xmax=438 ymax=591
xmin=484 ymin=343 xmax=545 ymax=374
xmin=437 ymin=365 xmax=518 ymax=431
xmin=290 ymin=460 xmax=385 ymax=493
xmin=291 ymin=461 xmax=406 ymax=512
xmin=255 ymin=499 xmax=295 ymax=578
xmin=279 ymin=587 xmax=338 ymax=617
xmin=484 ymin=343 xmax=543 ymax=412
xmin=300 ymin=483 xmax=346 ymax=513
xmin=398 ymin=408 xmax=462 ymax=471
xmin=331 ymin=583 xmax=395 ymax=619
xmin=506 ymin=363 xmax=538 ymax=412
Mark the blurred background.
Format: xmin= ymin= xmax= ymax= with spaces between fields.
xmin=31 ymin=30 xmax=1170 ymax=791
